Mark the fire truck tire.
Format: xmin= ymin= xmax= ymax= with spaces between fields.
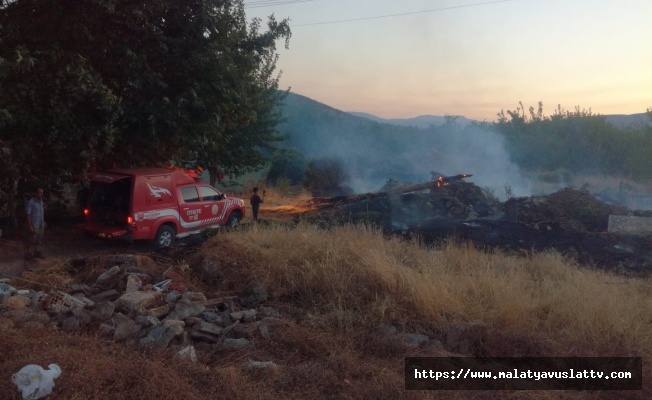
xmin=155 ymin=225 xmax=176 ymax=248
xmin=226 ymin=212 xmax=241 ymax=228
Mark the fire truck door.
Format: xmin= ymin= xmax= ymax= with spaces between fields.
xmin=179 ymin=187 xmax=204 ymax=228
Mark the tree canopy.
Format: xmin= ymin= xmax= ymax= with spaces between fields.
xmin=495 ymin=102 xmax=652 ymax=180
xmin=0 ymin=0 xmax=291 ymax=214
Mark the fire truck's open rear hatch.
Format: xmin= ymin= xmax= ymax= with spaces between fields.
xmin=86 ymin=175 xmax=132 ymax=230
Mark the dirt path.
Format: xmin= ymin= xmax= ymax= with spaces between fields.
xmin=0 ymin=222 xmax=161 ymax=280
xmin=0 ymin=189 xmax=310 ymax=280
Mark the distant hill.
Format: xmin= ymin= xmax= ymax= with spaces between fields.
xmin=603 ymin=113 xmax=649 ymax=128
xmin=277 ymin=92 xmax=425 ymax=186
xmin=348 ymin=112 xmax=475 ymax=128
xmin=350 ymin=110 xmax=648 ymax=129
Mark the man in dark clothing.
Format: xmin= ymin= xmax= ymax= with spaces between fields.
xmin=250 ymin=187 xmax=264 ymax=222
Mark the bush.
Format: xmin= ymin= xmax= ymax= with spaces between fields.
xmin=266 ymin=149 xmax=307 ymax=186
xmin=303 ymin=158 xmax=350 ymax=197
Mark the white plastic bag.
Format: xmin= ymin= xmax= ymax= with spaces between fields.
xmin=11 ymin=364 xmax=62 ymax=400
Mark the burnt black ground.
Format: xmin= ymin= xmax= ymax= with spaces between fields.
xmin=394 ymin=219 xmax=652 ymax=276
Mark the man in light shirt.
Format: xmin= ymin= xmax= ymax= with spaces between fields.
xmin=25 ymin=187 xmax=46 ymax=260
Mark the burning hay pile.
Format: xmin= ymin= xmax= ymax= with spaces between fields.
xmin=302 ymin=174 xmax=502 ymax=229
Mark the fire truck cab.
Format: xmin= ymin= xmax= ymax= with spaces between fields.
xmin=83 ymin=168 xmax=245 ymax=247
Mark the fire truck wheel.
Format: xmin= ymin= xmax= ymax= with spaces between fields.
xmin=226 ymin=212 xmax=241 ymax=228
xmin=155 ymin=225 xmax=176 ymax=248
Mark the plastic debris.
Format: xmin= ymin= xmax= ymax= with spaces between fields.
xmin=12 ymin=364 xmax=62 ymax=399
xmin=153 ymin=279 xmax=172 ymax=292
xmin=177 ymin=345 xmax=197 ymax=363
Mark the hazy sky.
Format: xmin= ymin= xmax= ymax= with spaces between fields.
xmin=244 ymin=0 xmax=651 ymax=121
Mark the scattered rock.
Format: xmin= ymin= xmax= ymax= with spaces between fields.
xmin=230 ymin=309 xmax=257 ymax=323
xmin=222 ymin=338 xmax=250 ymax=350
xmin=113 ymin=313 xmax=141 ymax=342
xmin=125 ymin=275 xmax=143 ymax=293
xmin=97 ymin=323 xmax=115 ymax=338
xmin=166 ymin=291 xmax=183 ymax=304
xmin=182 ymin=291 xmax=207 ymax=303
xmin=92 ymin=301 xmax=116 ymax=322
xmin=241 ymin=285 xmax=268 ymax=306
xmin=148 ymin=304 xmax=172 ymax=319
xmin=166 ymin=300 xmax=205 ymax=320
xmin=178 ymin=345 xmax=197 ymax=363
xmin=183 ymin=317 xmax=202 ymax=327
xmin=258 ymin=324 xmax=270 ymax=339
xmin=116 ymin=291 xmax=165 ymax=314
xmin=257 ymin=317 xmax=287 ymax=339
xmin=135 ymin=315 xmax=162 ymax=329
xmin=140 ymin=325 xmax=184 ymax=350
xmin=72 ymin=293 xmax=95 ymax=308
xmin=93 ymin=265 xmax=125 ymax=290
xmin=197 ymin=321 xmax=223 ymax=336
xmin=3 ymin=295 xmax=31 ymax=310
xmin=201 ymin=311 xmax=228 ymax=327
xmin=246 ymin=360 xmax=279 ymax=370
xmin=69 ymin=284 xmax=92 ymax=295
xmin=163 ymin=319 xmax=186 ymax=329
xmin=89 ymin=290 xmax=121 ymax=302
xmin=403 ymin=333 xmax=430 ymax=348
xmin=257 ymin=306 xmax=281 ymax=319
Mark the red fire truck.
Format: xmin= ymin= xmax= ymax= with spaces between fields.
xmin=83 ymin=168 xmax=245 ymax=247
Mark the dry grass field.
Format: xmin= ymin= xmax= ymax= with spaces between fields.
xmin=1 ymin=220 xmax=650 ymax=399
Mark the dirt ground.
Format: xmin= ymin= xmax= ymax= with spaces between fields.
xmin=0 ymin=221 xmax=151 ymax=280
xmin=0 ymin=188 xmax=307 ymax=280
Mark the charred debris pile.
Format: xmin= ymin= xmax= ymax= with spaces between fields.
xmin=306 ymin=174 xmax=499 ymax=227
xmin=300 ymin=175 xmax=652 ymax=273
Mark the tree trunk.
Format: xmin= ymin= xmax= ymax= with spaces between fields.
xmin=208 ymin=166 xmax=217 ymax=187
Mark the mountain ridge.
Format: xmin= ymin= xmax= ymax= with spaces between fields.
xmin=282 ymin=91 xmax=648 ymax=128
xmin=347 ymin=109 xmax=648 ymax=128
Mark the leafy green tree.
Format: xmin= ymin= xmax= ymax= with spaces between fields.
xmin=266 ymin=148 xmax=308 ymax=186
xmin=0 ymin=0 xmax=291 ymax=221
xmin=494 ymin=102 xmax=652 ymax=181
xmin=303 ymin=158 xmax=350 ymax=197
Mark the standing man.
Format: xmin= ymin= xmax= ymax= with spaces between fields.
xmin=250 ymin=187 xmax=264 ymax=222
xmin=25 ymin=187 xmax=46 ymax=260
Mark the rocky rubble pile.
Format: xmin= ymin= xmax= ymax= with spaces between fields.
xmin=0 ymin=254 xmax=284 ymax=362
xmin=1 ymin=253 xmax=496 ymax=363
